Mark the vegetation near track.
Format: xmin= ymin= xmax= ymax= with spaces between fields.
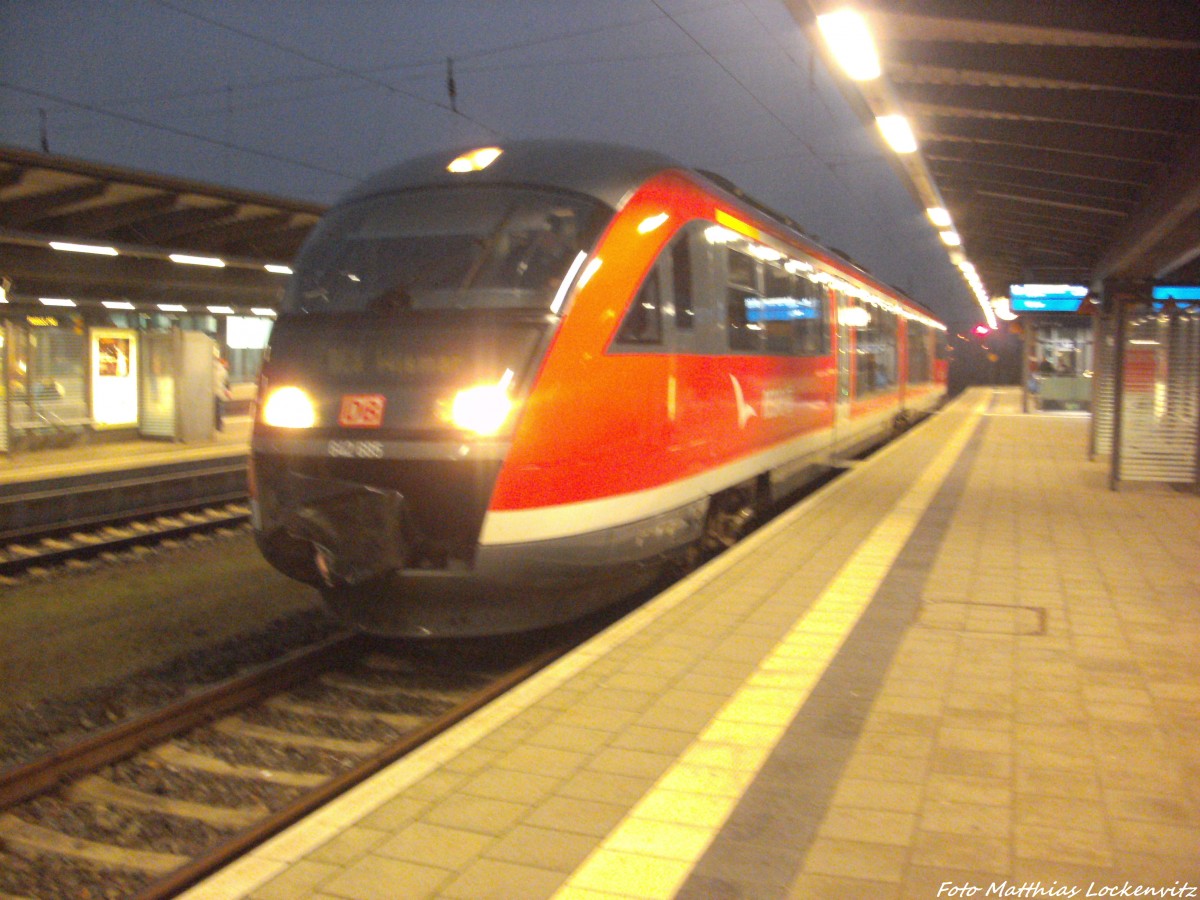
xmin=1 ymin=532 xmax=323 ymax=712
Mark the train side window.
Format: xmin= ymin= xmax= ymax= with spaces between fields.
xmin=726 ymin=248 xmax=763 ymax=353
xmin=672 ymin=233 xmax=695 ymax=330
xmin=878 ymin=309 xmax=898 ymax=385
xmin=793 ymin=280 xmax=829 ymax=356
xmin=614 ymin=265 xmax=663 ymax=346
xmin=907 ymin=320 xmax=932 ymax=383
xmin=853 ymin=304 xmax=898 ymax=397
xmin=727 ymin=289 xmax=760 ymax=352
xmin=760 ymin=263 xmax=795 ymax=354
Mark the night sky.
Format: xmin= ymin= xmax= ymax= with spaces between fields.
xmin=0 ymin=0 xmax=978 ymax=325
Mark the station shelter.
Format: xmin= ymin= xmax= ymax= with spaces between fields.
xmin=0 ymin=299 xmax=277 ymax=452
xmin=1092 ymin=283 xmax=1200 ymax=490
xmin=0 ymin=145 xmax=324 ymax=454
xmin=1010 ymin=281 xmax=1200 ymax=492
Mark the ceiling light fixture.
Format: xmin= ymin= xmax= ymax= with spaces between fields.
xmin=926 ymin=207 xmax=952 ymax=228
xmin=817 ymin=9 xmax=881 ymax=81
xmin=169 ymin=253 xmax=225 ymax=268
xmin=50 ymin=241 xmax=119 ymax=256
xmin=876 ymin=115 xmax=917 ymax=154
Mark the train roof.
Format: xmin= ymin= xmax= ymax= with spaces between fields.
xmin=345 ymin=140 xmax=681 ymax=210
xmin=344 ymin=139 xmax=942 ymax=325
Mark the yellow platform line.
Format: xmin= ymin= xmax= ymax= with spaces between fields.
xmin=553 ymin=395 xmax=986 ymax=900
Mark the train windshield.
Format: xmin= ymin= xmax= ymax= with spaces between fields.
xmin=285 ymin=187 xmax=610 ymax=314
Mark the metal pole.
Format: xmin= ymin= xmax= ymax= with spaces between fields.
xmin=1109 ymin=295 xmax=1126 ymax=491
xmin=1 ymin=320 xmax=10 ymax=454
xmin=1021 ymin=321 xmax=1032 ymax=414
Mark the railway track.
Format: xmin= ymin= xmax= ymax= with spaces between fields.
xmin=0 ymin=457 xmax=251 ymax=579
xmin=0 ymin=629 xmax=568 ymax=899
xmin=0 ymin=502 xmax=251 ymax=580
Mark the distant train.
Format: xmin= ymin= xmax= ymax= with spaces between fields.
xmin=249 ymin=140 xmax=946 ymax=636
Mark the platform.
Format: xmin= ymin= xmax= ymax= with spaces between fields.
xmin=0 ymin=417 xmax=251 ymax=487
xmin=169 ymin=387 xmax=1200 ymax=899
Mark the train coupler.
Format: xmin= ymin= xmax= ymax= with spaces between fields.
xmin=281 ymin=474 xmax=414 ymax=587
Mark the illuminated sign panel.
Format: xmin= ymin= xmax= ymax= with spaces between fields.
xmin=1009 ymin=284 xmax=1088 ymax=312
xmin=745 ymin=296 xmax=819 ymax=322
xmin=1151 ymin=285 xmax=1200 ymax=301
xmin=90 ymin=328 xmax=139 ymax=427
xmin=226 ymin=315 xmax=274 ymax=349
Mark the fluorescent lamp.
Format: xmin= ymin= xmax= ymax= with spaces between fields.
xmin=817 ymin=9 xmax=880 ymax=81
xmin=926 ymin=207 xmax=952 ymax=228
xmin=102 ymin=301 xmax=136 ymax=310
xmin=876 ymin=115 xmax=917 ymax=154
xmin=992 ymin=297 xmax=1017 ymax=321
xmin=838 ymin=306 xmax=871 ymax=328
xmin=264 ymin=264 xmax=293 ymax=275
xmin=704 ymin=226 xmax=737 ymax=245
xmin=40 ymin=297 xmax=76 ymax=307
xmin=207 ymin=305 xmax=235 ymax=314
xmin=169 ymin=253 xmax=225 ymax=268
xmin=158 ymin=303 xmax=188 ymax=312
xmin=50 ymin=241 xmax=119 ymax=256
xmin=748 ymin=244 xmax=783 ymax=262
xmin=251 ymin=307 xmax=277 ymax=317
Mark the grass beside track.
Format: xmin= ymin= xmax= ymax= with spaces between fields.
xmin=0 ymin=533 xmax=323 ymax=712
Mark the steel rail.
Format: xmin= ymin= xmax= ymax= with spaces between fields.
xmin=0 ymin=502 xmax=251 ymax=577
xmin=0 ymin=633 xmax=363 ymax=811
xmin=131 ymin=641 xmax=573 ymax=900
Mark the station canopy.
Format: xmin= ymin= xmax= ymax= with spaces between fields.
xmin=796 ymin=0 xmax=1200 ymax=310
xmin=0 ymin=145 xmax=325 ymax=311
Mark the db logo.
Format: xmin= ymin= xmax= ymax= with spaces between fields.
xmin=338 ymin=394 xmax=386 ymax=428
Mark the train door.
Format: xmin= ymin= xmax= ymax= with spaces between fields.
xmin=663 ymin=224 xmax=716 ymax=463
xmin=833 ymin=287 xmax=852 ymax=455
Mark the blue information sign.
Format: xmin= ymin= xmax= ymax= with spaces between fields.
xmin=1009 ymin=284 xmax=1088 ymax=312
xmin=1151 ymin=285 xmax=1200 ymax=301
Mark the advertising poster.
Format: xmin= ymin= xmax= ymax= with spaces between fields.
xmin=90 ymin=327 xmax=139 ymax=427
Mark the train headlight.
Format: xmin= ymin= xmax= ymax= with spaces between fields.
xmin=261 ymin=386 xmax=317 ymax=428
xmin=450 ymin=370 xmax=515 ymax=436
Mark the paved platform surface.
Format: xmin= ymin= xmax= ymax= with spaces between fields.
xmin=0 ymin=418 xmax=250 ymax=485
xmin=174 ymin=387 xmax=1200 ymax=900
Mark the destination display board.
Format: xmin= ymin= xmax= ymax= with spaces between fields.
xmin=1010 ymin=284 xmax=1088 ymax=313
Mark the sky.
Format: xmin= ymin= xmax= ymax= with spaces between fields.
xmin=0 ymin=0 xmax=979 ymax=325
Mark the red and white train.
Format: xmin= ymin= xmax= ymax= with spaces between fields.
xmin=250 ymin=140 xmax=946 ymax=636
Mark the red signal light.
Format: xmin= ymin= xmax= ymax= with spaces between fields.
xmin=971 ymin=324 xmax=991 ymax=337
